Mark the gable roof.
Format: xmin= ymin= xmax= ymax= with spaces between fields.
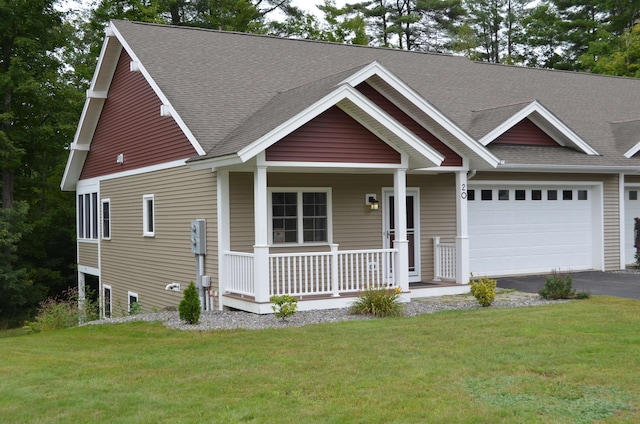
xmin=63 ymin=20 xmax=640 ymax=189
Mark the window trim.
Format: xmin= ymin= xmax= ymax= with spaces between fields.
xmin=142 ymin=194 xmax=155 ymax=237
xmin=127 ymin=291 xmax=139 ymax=314
xmin=103 ymin=285 xmax=112 ymax=319
xmin=77 ymin=191 xmax=99 ymax=240
xmin=101 ymin=199 xmax=111 ymax=240
xmin=268 ymin=187 xmax=332 ymax=246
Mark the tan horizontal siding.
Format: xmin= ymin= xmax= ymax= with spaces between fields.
xmin=625 ymin=175 xmax=640 ymax=184
xmin=78 ymin=242 xmax=99 ymax=269
xmin=99 ymin=166 xmax=217 ymax=313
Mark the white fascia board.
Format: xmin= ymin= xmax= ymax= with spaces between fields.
xmin=238 ymin=85 xmax=444 ymax=167
xmin=341 ymin=61 xmax=501 ymax=168
xmin=496 ymin=162 xmax=639 ymax=173
xmin=480 ymin=101 xmax=599 ymax=156
xmin=187 ymin=154 xmax=244 ymax=170
xmin=624 ymin=141 xmax=640 ymax=158
xmin=108 ymin=22 xmax=206 ymax=156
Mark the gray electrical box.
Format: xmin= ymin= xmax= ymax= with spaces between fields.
xmin=190 ymin=219 xmax=206 ymax=255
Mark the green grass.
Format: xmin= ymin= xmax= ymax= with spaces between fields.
xmin=1 ymin=296 xmax=639 ymax=423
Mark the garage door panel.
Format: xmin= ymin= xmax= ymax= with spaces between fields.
xmin=469 ymin=186 xmax=593 ymax=276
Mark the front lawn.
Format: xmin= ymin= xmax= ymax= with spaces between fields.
xmin=1 ymin=296 xmax=638 ymax=423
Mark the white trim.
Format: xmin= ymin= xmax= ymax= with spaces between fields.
xmin=103 ymin=284 xmax=112 ymax=318
xmin=101 ymin=198 xmax=111 ymax=240
xmin=341 ymin=62 xmax=501 ymax=168
xmin=76 ymin=159 xmax=188 ymax=188
xmin=78 ymin=265 xmax=100 ymax=275
xmin=268 ymin=187 xmax=333 ymax=246
xmin=382 ymin=187 xmax=421 ymax=283
xmin=127 ymin=291 xmax=139 ymax=314
xmin=619 ymin=174 xmax=626 ymax=269
xmin=142 ymin=194 xmax=155 ymax=237
xmin=623 ymin=141 xmax=640 ymax=158
xmin=237 ymin=85 xmax=444 ymax=167
xmin=263 ymin=160 xmax=404 ymax=169
xmin=479 ymin=101 xmax=599 ymax=156
xmin=217 ymin=170 xmax=230 ymax=311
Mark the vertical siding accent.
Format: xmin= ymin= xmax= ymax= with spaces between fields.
xmin=99 ymin=166 xmax=217 ymax=312
xmin=357 ymin=83 xmax=463 ymax=167
xmin=265 ymin=107 xmax=401 ymax=163
xmin=78 ymin=242 xmax=99 ymax=269
xmin=80 ymin=50 xmax=197 ymax=180
xmin=492 ymin=118 xmax=559 ymax=146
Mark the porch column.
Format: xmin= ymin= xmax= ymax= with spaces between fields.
xmin=455 ymin=171 xmax=470 ymax=284
xmin=394 ymin=168 xmax=409 ymax=292
xmin=77 ymin=271 xmax=86 ymax=312
xmin=253 ymin=165 xmax=270 ymax=303
xmin=217 ymin=169 xmax=230 ymax=310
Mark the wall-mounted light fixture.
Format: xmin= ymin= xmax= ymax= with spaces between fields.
xmin=116 ymin=153 xmax=124 ymax=165
xmin=365 ymin=194 xmax=379 ymax=211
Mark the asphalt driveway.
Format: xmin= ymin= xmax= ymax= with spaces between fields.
xmin=496 ymin=271 xmax=640 ymax=300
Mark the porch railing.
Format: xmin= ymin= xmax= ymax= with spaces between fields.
xmin=433 ymin=237 xmax=456 ymax=281
xmin=224 ymin=247 xmax=397 ymax=298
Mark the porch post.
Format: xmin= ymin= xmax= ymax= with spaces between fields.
xmin=330 ymin=243 xmax=340 ymax=297
xmin=217 ymin=169 xmax=230 ymax=310
xmin=455 ymin=171 xmax=470 ymax=284
xmin=394 ymin=168 xmax=409 ymax=292
xmin=77 ymin=271 xmax=86 ymax=312
xmin=254 ymin=165 xmax=270 ymax=303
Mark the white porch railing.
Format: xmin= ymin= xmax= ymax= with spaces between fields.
xmin=224 ymin=248 xmax=397 ymax=298
xmin=433 ymin=237 xmax=456 ymax=281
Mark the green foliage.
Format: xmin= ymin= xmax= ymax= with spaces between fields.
xmin=270 ymin=295 xmax=298 ymax=321
xmin=539 ymin=272 xmax=575 ymax=300
xmin=24 ymin=287 xmax=99 ymax=333
xmin=470 ymin=275 xmax=497 ymax=307
xmin=129 ymin=301 xmax=141 ymax=316
xmin=350 ymin=286 xmax=404 ymax=317
xmin=179 ymin=282 xmax=201 ymax=324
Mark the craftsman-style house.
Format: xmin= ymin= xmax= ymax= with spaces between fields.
xmin=62 ymin=20 xmax=640 ymax=314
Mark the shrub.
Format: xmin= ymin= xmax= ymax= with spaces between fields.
xmin=270 ymin=295 xmax=298 ymax=321
xmin=350 ymin=286 xmax=404 ymax=317
xmin=470 ymin=275 xmax=497 ymax=307
xmin=24 ymin=287 xmax=99 ymax=333
xmin=539 ymin=272 xmax=575 ymax=300
xmin=129 ymin=301 xmax=141 ymax=316
xmin=179 ymin=281 xmax=201 ymax=324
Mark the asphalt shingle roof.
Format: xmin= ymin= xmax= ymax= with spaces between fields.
xmin=112 ymin=20 xmax=640 ymax=168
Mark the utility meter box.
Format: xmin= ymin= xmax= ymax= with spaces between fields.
xmin=190 ymin=219 xmax=206 ymax=255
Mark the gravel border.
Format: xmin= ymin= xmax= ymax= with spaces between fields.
xmin=85 ymin=290 xmax=565 ymax=331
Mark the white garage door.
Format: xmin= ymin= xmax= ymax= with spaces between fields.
xmin=469 ymin=185 xmax=595 ymax=277
xmin=624 ymin=188 xmax=640 ymax=265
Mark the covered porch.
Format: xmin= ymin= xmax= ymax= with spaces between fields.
xmin=215 ymin=167 xmax=472 ymax=314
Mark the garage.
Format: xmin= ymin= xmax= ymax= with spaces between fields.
xmin=624 ymin=187 xmax=640 ymax=265
xmin=468 ymin=184 xmax=599 ymax=277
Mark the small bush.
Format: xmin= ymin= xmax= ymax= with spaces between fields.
xmin=539 ymin=272 xmax=575 ymax=300
xmin=470 ymin=275 xmax=497 ymax=307
xmin=179 ymin=281 xmax=201 ymax=324
xmin=24 ymin=287 xmax=99 ymax=333
xmin=129 ymin=301 xmax=141 ymax=316
xmin=270 ymin=295 xmax=298 ymax=321
xmin=350 ymin=286 xmax=404 ymax=317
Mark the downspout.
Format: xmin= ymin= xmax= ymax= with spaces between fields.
xmin=467 ymin=169 xmax=477 ymax=180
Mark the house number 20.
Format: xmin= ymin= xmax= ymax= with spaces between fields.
xmin=460 ymin=183 xmax=467 ymax=199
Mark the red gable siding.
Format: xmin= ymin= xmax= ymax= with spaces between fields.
xmin=80 ymin=50 xmax=197 ymax=180
xmin=493 ymin=118 xmax=559 ymax=146
xmin=356 ymin=83 xmax=463 ymax=167
xmin=265 ymin=106 xmax=401 ymax=164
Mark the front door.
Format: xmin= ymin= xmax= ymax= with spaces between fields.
xmin=384 ymin=190 xmax=420 ymax=282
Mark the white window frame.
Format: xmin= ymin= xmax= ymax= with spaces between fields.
xmin=142 ymin=194 xmax=155 ymax=237
xmin=77 ymin=191 xmax=99 ymax=240
xmin=127 ymin=291 xmax=139 ymax=314
xmin=268 ymin=187 xmax=332 ymax=246
xmin=103 ymin=285 xmax=112 ymax=318
xmin=101 ymin=199 xmax=111 ymax=240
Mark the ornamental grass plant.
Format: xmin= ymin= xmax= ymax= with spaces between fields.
xmin=349 ymin=285 xmax=405 ymax=317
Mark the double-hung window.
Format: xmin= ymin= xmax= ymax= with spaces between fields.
xmin=270 ymin=189 xmax=331 ymax=245
xmin=101 ymin=199 xmax=111 ymax=240
xmin=78 ymin=192 xmax=99 ymax=240
xmin=142 ymin=194 xmax=155 ymax=237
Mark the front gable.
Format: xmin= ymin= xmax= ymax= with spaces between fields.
xmin=80 ymin=49 xmax=198 ymax=180
xmin=265 ymin=106 xmax=401 ymax=164
xmin=492 ymin=118 xmax=559 ymax=147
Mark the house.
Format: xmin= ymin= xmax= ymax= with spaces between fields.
xmin=61 ymin=20 xmax=640 ymax=315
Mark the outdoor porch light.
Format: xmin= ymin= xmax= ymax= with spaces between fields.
xmin=366 ymin=194 xmax=379 ymax=210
